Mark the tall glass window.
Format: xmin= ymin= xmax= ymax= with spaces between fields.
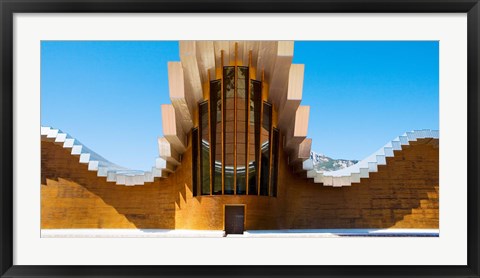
xmin=236 ymin=67 xmax=248 ymax=195
xmin=260 ymin=102 xmax=272 ymax=196
xmin=192 ymin=127 xmax=199 ymax=197
xmin=249 ymin=80 xmax=261 ymax=195
xmin=199 ymin=101 xmax=210 ymax=195
xmin=223 ymin=67 xmax=235 ymax=194
xmin=193 ymin=66 xmax=279 ymax=197
xmin=210 ymin=80 xmax=222 ymax=195
xmin=270 ymin=128 xmax=279 ymax=197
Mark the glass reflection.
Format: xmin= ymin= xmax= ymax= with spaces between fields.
xmin=192 ymin=127 xmax=198 ymax=196
xmin=210 ymin=80 xmax=222 ymax=194
xmin=193 ymin=66 xmax=279 ymax=198
xmin=270 ymin=128 xmax=279 ymax=197
xmin=223 ymin=67 xmax=235 ymax=194
xmin=260 ymin=102 xmax=272 ymax=196
xmin=236 ymin=67 xmax=248 ymax=195
xmin=199 ymin=101 xmax=210 ymax=195
xmin=249 ymin=80 xmax=261 ymax=195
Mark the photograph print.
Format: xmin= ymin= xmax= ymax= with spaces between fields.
xmin=40 ymin=40 xmax=439 ymax=237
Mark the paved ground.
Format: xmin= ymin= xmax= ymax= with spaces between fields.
xmin=241 ymin=229 xmax=439 ymax=237
xmin=41 ymin=229 xmax=439 ymax=238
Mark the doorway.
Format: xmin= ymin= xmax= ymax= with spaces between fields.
xmin=224 ymin=205 xmax=245 ymax=235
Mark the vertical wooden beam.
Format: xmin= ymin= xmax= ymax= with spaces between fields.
xmin=248 ymin=50 xmax=256 ymax=80
xmin=237 ymin=41 xmax=245 ymax=66
xmin=233 ymin=43 xmax=238 ymax=195
xmin=207 ymin=90 xmax=212 ymax=197
xmin=205 ymin=70 xmax=211 ymax=100
xmin=203 ymin=75 xmax=212 ymax=196
xmin=228 ymin=41 xmax=236 ymax=66
xmin=214 ymin=41 xmax=230 ymax=71
xmin=243 ymin=41 xmax=259 ymax=74
xmin=246 ymin=51 xmax=252 ymax=195
xmin=268 ymin=103 xmax=274 ymax=196
xmin=235 ymin=42 xmax=238 ymax=65
xmin=257 ymin=71 xmax=265 ymax=195
xmin=229 ymin=41 xmax=245 ymax=66
xmin=221 ymin=50 xmax=225 ymax=195
xmin=195 ymin=128 xmax=200 ymax=195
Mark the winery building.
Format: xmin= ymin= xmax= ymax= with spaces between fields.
xmin=41 ymin=41 xmax=439 ymax=234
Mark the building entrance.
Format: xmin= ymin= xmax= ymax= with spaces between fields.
xmin=224 ymin=205 xmax=245 ymax=235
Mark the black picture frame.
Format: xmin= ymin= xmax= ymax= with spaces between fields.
xmin=1 ymin=1 xmax=479 ymax=277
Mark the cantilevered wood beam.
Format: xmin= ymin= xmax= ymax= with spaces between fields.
xmin=229 ymin=41 xmax=236 ymax=66
xmin=242 ymin=41 xmax=259 ymax=71
xmin=179 ymin=41 xmax=203 ymax=106
xmin=214 ymin=41 xmax=230 ymax=69
xmin=168 ymin=62 xmax=194 ymax=133
xmin=157 ymin=137 xmax=181 ymax=165
xmin=161 ymin=104 xmax=187 ymax=153
xmin=277 ymin=64 xmax=305 ymax=130
xmin=229 ymin=41 xmax=245 ymax=66
xmin=256 ymin=41 xmax=278 ymax=82
xmin=155 ymin=157 xmax=176 ymax=173
xmin=268 ymin=41 xmax=294 ymax=107
xmin=195 ymin=41 xmax=216 ymax=83
xmin=285 ymin=105 xmax=310 ymax=151
xmin=289 ymin=138 xmax=312 ymax=165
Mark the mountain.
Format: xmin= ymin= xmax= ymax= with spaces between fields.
xmin=310 ymin=151 xmax=358 ymax=172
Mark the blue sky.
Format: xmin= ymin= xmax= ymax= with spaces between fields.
xmin=41 ymin=41 xmax=438 ymax=171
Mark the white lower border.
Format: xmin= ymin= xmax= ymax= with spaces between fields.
xmin=41 ymin=229 xmax=439 ymax=238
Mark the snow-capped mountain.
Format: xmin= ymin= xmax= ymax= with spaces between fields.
xmin=310 ymin=151 xmax=358 ymax=172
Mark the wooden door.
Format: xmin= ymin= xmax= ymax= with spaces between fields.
xmin=225 ymin=205 xmax=245 ymax=234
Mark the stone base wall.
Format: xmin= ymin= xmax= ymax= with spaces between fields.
xmin=41 ymin=141 xmax=176 ymax=229
xmin=41 ymin=137 xmax=438 ymax=230
xmin=278 ymin=141 xmax=439 ymax=229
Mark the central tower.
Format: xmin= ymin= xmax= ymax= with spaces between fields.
xmin=193 ymin=43 xmax=279 ymax=197
xmin=161 ymin=41 xmax=311 ymax=199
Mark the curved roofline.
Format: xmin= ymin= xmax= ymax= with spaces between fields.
xmin=303 ymin=129 xmax=439 ymax=187
xmin=41 ymin=126 xmax=171 ymax=186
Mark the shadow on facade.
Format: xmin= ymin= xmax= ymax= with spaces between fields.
xmin=41 ymin=139 xmax=439 ymax=230
xmin=281 ymin=143 xmax=439 ymax=229
xmin=41 ymin=141 xmax=176 ymax=229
